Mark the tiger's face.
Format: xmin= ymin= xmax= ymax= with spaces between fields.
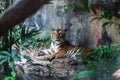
xmin=51 ymin=28 xmax=67 ymax=44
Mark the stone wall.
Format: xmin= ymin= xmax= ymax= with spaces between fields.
xmin=24 ymin=0 xmax=95 ymax=48
xmin=24 ymin=0 xmax=120 ymax=48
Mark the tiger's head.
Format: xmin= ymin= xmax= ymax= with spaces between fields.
xmin=51 ymin=28 xmax=67 ymax=44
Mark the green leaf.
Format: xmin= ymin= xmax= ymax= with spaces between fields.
xmin=89 ymin=4 xmax=96 ymax=15
xmin=81 ymin=0 xmax=88 ymax=9
xmin=0 ymin=58 xmax=7 ymax=65
xmin=13 ymin=56 xmax=21 ymax=62
xmin=109 ymin=11 xmax=115 ymax=20
xmin=5 ymin=76 xmax=15 ymax=80
xmin=45 ymin=40 xmax=51 ymax=47
xmin=9 ymin=61 xmax=14 ymax=68
xmin=102 ymin=22 xmax=111 ymax=27
xmin=0 ymin=55 xmax=8 ymax=59
xmin=64 ymin=4 xmax=75 ymax=12
xmin=0 ymin=51 xmax=11 ymax=57
xmin=104 ymin=10 xmax=109 ymax=19
xmin=11 ymin=71 xmax=16 ymax=78
xmin=74 ymin=70 xmax=96 ymax=79
xmin=11 ymin=50 xmax=17 ymax=57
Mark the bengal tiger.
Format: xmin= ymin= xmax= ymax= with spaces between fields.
xmin=37 ymin=28 xmax=93 ymax=59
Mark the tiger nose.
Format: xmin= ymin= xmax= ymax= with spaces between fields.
xmin=56 ymin=34 xmax=60 ymax=40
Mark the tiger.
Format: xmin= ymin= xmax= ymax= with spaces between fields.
xmin=37 ymin=28 xmax=94 ymax=60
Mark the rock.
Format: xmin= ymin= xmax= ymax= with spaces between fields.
xmin=16 ymin=57 xmax=91 ymax=80
xmin=105 ymin=17 xmax=120 ymax=44
xmin=23 ymin=0 xmax=94 ymax=48
xmin=112 ymin=69 xmax=120 ymax=80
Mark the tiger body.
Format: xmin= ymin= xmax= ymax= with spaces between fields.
xmin=38 ymin=28 xmax=93 ymax=59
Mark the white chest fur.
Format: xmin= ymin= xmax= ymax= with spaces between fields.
xmin=51 ymin=42 xmax=60 ymax=53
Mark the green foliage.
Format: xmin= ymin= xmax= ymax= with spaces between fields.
xmin=100 ymin=9 xmax=120 ymax=28
xmin=0 ymin=24 xmax=41 ymax=79
xmin=65 ymin=0 xmax=120 ymax=29
xmin=39 ymin=34 xmax=51 ymax=47
xmin=64 ymin=0 xmax=90 ymax=13
xmin=5 ymin=76 xmax=15 ymax=80
xmin=101 ymin=10 xmax=115 ymax=20
xmin=93 ymin=45 xmax=117 ymax=62
xmin=5 ymin=71 xmax=16 ymax=80
xmin=83 ymin=45 xmax=118 ymax=69
xmin=11 ymin=71 xmax=16 ymax=78
xmin=74 ymin=44 xmax=119 ymax=79
xmin=74 ymin=70 xmax=96 ymax=79
xmin=102 ymin=20 xmax=120 ymax=30
xmin=0 ymin=50 xmax=20 ymax=80
xmin=0 ymin=0 xmax=13 ymax=14
xmin=0 ymin=50 xmax=20 ymax=66
xmin=80 ymin=0 xmax=88 ymax=9
xmin=89 ymin=4 xmax=96 ymax=14
xmin=64 ymin=4 xmax=74 ymax=12
xmin=0 ymin=0 xmax=5 ymax=13
xmin=13 ymin=25 xmax=41 ymax=49
xmin=0 ymin=24 xmax=40 ymax=51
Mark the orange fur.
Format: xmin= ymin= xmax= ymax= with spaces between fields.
xmin=39 ymin=29 xmax=93 ymax=59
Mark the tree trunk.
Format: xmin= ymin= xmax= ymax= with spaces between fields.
xmin=0 ymin=0 xmax=49 ymax=36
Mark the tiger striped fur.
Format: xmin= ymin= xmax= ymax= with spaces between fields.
xmin=37 ymin=28 xmax=93 ymax=59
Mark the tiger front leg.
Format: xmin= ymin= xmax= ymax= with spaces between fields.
xmin=41 ymin=50 xmax=67 ymax=60
xmin=35 ymin=53 xmax=56 ymax=60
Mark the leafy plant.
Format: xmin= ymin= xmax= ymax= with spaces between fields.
xmin=64 ymin=0 xmax=90 ymax=13
xmin=5 ymin=71 xmax=16 ymax=80
xmin=102 ymin=20 xmax=120 ymax=30
xmin=93 ymin=45 xmax=117 ymax=62
xmin=0 ymin=50 xmax=21 ymax=67
xmin=38 ymin=34 xmax=51 ymax=48
xmin=65 ymin=0 xmax=120 ymax=29
xmin=100 ymin=9 xmax=120 ymax=29
xmin=74 ymin=70 xmax=96 ymax=80
xmin=80 ymin=0 xmax=89 ymax=9
xmin=0 ymin=50 xmax=21 ymax=80
xmin=0 ymin=24 xmax=41 ymax=79
xmin=13 ymin=25 xmax=41 ymax=49
xmin=101 ymin=10 xmax=115 ymax=20
xmin=74 ymin=44 xmax=119 ymax=79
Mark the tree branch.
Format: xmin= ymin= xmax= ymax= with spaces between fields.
xmin=0 ymin=0 xmax=50 ymax=35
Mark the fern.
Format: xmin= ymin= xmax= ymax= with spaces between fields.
xmin=74 ymin=70 xmax=96 ymax=79
xmin=80 ymin=0 xmax=88 ymax=9
xmin=39 ymin=34 xmax=51 ymax=47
